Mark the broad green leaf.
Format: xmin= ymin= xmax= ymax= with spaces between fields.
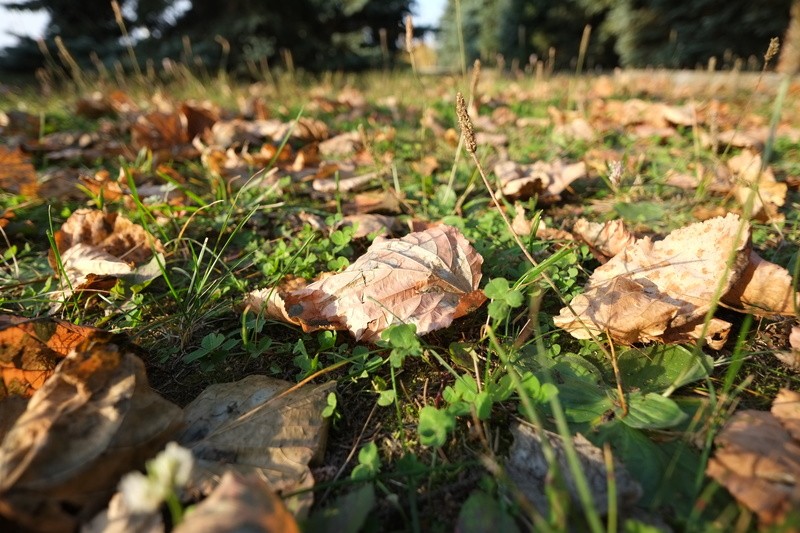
xmin=617 ymin=392 xmax=687 ymax=429
xmin=613 ymin=201 xmax=665 ymax=223
xmin=456 ymin=490 xmax=520 ymax=533
xmin=474 ymin=391 xmax=493 ymax=420
xmin=303 ymin=484 xmax=376 ymax=533
xmin=418 ymin=406 xmax=455 ymax=447
xmin=615 ymin=345 xmax=712 ymax=394
xmin=484 ymin=278 xmax=511 ymax=300
xmin=554 ymin=382 xmax=613 ymax=423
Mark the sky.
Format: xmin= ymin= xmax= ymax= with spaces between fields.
xmin=0 ymin=0 xmax=446 ymax=50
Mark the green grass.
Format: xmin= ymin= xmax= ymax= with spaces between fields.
xmin=1 ymin=65 xmax=799 ymax=532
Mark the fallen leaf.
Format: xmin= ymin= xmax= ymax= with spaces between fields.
xmin=0 ymin=146 xmax=38 ymax=197
xmin=0 ymin=314 xmax=102 ymax=399
xmin=495 ymin=159 xmax=587 ymax=201
xmin=82 ymin=491 xmax=164 ymax=533
xmin=283 ymin=225 xmax=485 ymax=342
xmin=727 ymin=150 xmax=786 ymax=222
xmin=319 ymin=131 xmax=362 ymax=156
xmin=312 ymin=170 xmax=383 ymax=194
xmin=555 ymin=214 xmax=751 ymax=347
xmin=722 ymin=251 xmax=799 ymax=316
xmin=706 ymin=390 xmax=800 ymax=526
xmin=0 ymin=340 xmax=183 ymax=532
xmin=334 ymin=214 xmax=400 ymax=238
xmin=507 ymin=422 xmax=641 ymax=516
xmin=572 ymin=218 xmax=637 ymax=262
xmin=775 ymin=325 xmax=800 ymax=370
xmin=175 ymin=471 xmax=300 ymax=533
xmin=179 ymin=375 xmax=334 ymax=517
xmin=52 ymin=209 xmax=164 ymax=267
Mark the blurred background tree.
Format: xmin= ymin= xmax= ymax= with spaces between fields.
xmin=0 ymin=0 xmax=412 ymax=72
xmin=0 ymin=0 xmax=793 ymax=74
xmin=437 ymin=0 xmax=791 ymax=71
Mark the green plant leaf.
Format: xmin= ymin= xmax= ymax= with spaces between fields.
xmin=474 ymin=391 xmax=492 ymax=420
xmin=351 ymin=441 xmax=380 ymax=480
xmin=303 ymin=484 xmax=376 ymax=533
xmin=617 ymin=392 xmax=687 ymax=429
xmin=456 ymin=490 xmax=520 ymax=533
xmin=377 ymin=389 xmax=395 ymax=406
xmin=615 ymin=345 xmax=712 ymax=394
xmin=418 ymin=406 xmax=455 ymax=447
xmin=322 ymin=392 xmax=338 ymax=418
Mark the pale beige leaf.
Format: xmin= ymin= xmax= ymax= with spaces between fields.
xmin=495 ymin=160 xmax=586 ymax=201
xmin=283 ymin=225 xmax=485 ymax=342
xmin=243 ymin=287 xmax=301 ymax=326
xmin=507 ymin=423 xmax=641 ymax=516
xmin=572 ymin=218 xmax=637 ymax=261
xmin=312 ymin=170 xmax=382 ymax=193
xmin=728 ymin=150 xmax=787 ymax=222
xmin=0 ymin=342 xmax=182 ymax=532
xmin=179 ymin=375 xmax=334 ymax=517
xmin=556 ymin=214 xmax=751 ymax=346
xmin=61 ymin=243 xmax=133 ymax=288
xmin=722 ymin=251 xmax=798 ymax=316
xmin=174 ymin=471 xmax=300 ymax=533
xmin=52 ymin=208 xmax=164 ymax=267
xmin=319 ymin=131 xmax=361 ymax=156
xmin=553 ymin=277 xmax=680 ymax=344
xmin=82 ymin=492 xmax=164 ymax=533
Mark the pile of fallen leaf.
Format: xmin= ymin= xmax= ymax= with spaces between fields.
xmin=0 ymin=317 xmax=332 ymax=532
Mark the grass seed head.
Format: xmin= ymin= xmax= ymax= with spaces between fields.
xmin=456 ymin=92 xmax=477 ymax=154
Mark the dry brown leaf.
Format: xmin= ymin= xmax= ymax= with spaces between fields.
xmin=0 ymin=314 xmax=102 ymax=400
xmin=319 ymin=131 xmax=362 ymax=157
xmin=179 ymin=375 xmax=334 ymax=517
xmin=0 ymin=145 xmax=38 ymax=197
xmin=572 ymin=218 xmax=637 ymax=262
xmin=52 ymin=209 xmax=164 ymax=267
xmin=495 ymin=160 xmax=587 ymax=201
xmin=507 ymin=423 xmax=641 ymax=516
xmin=0 ymin=340 xmax=183 ymax=532
xmin=343 ymin=190 xmax=402 ymax=214
xmin=722 ymin=251 xmax=799 ymax=316
xmin=555 ymin=214 xmax=751 ymax=346
xmin=283 ymin=225 xmax=485 ymax=342
xmin=82 ymin=491 xmax=164 ymax=533
xmin=727 ymin=150 xmax=787 ymax=222
xmin=334 ymin=214 xmax=400 ymax=238
xmin=175 ymin=471 xmax=300 ymax=533
xmin=707 ymin=391 xmax=800 ymax=526
xmin=312 ymin=170 xmax=382 ymax=194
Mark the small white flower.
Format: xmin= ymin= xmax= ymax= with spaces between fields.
xmin=118 ymin=471 xmax=166 ymax=513
xmin=149 ymin=441 xmax=195 ymax=488
xmin=117 ymin=442 xmax=194 ymax=514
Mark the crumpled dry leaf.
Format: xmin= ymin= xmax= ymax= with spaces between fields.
xmin=52 ymin=209 xmax=164 ymax=267
xmin=0 ymin=340 xmax=183 ymax=532
xmin=0 ymin=314 xmax=102 ymax=400
xmin=554 ymin=214 xmax=751 ymax=347
xmin=722 ymin=251 xmax=798 ymax=316
xmin=706 ymin=389 xmax=800 ymax=527
xmin=494 ymin=159 xmax=587 ymax=201
xmin=0 ymin=146 xmax=38 ymax=197
xmin=334 ymin=214 xmax=400 ymax=238
xmin=282 ymin=225 xmax=485 ymax=342
xmin=507 ymin=423 xmax=641 ymax=516
xmin=179 ymin=375 xmax=335 ymax=517
xmin=174 ymin=471 xmax=300 ymax=533
xmin=50 ymin=209 xmax=164 ymax=303
xmin=727 ymin=150 xmax=787 ymax=222
xmin=572 ymin=218 xmax=637 ymax=262
xmin=319 ymin=131 xmax=362 ymax=156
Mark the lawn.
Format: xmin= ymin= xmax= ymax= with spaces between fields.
xmin=0 ymin=61 xmax=799 ymax=532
